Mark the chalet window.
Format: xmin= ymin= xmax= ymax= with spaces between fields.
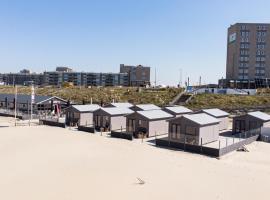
xmin=185 ymin=126 xmax=196 ymax=136
xmin=171 ymin=124 xmax=181 ymax=139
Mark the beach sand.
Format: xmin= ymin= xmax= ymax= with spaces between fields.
xmin=0 ymin=117 xmax=269 ymax=200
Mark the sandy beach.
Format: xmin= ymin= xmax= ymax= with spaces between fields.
xmin=0 ymin=116 xmax=270 ymax=200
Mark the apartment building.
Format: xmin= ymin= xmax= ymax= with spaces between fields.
xmin=44 ymin=71 xmax=129 ymax=87
xmin=1 ymin=65 xmax=146 ymax=87
xmin=224 ymin=23 xmax=270 ymax=88
xmin=2 ymin=72 xmax=45 ymax=86
xmin=120 ymin=64 xmax=150 ymax=86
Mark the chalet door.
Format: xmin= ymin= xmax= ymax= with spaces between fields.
xmin=128 ymin=119 xmax=135 ymax=132
xmin=235 ymin=120 xmax=245 ymax=133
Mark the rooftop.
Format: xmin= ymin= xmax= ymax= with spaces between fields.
xmin=165 ymin=106 xmax=192 ymax=114
xmin=110 ymin=102 xmax=133 ymax=108
xmin=72 ymin=104 xmax=100 ymax=112
xmin=100 ymin=107 xmax=134 ymax=116
xmin=183 ymin=113 xmax=220 ymax=126
xmin=134 ymin=104 xmax=161 ymax=111
xmin=248 ymin=111 xmax=270 ymax=121
xmin=202 ymin=108 xmax=229 ymax=117
xmin=137 ymin=110 xmax=173 ymax=120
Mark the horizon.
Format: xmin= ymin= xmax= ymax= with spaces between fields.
xmin=1 ymin=0 xmax=270 ymax=85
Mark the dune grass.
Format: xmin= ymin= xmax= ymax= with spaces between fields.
xmin=187 ymin=93 xmax=270 ymax=110
xmin=0 ymin=85 xmax=182 ymax=106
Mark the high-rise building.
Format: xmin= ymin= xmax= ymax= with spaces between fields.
xmin=225 ymin=23 xmax=270 ymax=88
xmin=120 ymin=64 xmax=150 ymax=86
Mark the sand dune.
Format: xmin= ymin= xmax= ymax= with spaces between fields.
xmin=0 ymin=117 xmax=269 ymax=200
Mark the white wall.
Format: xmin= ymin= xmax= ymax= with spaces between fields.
xmin=199 ymin=124 xmax=219 ymax=144
xmin=218 ymin=117 xmax=229 ymax=131
xmin=79 ymin=113 xmax=93 ymax=126
xmin=110 ymin=116 xmax=127 ymax=130
xmin=148 ymin=120 xmax=168 ymax=137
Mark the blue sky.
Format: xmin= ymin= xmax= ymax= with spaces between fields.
xmin=0 ymin=0 xmax=270 ymax=85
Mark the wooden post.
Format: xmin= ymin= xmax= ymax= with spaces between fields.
xmin=155 ymin=131 xmax=157 ymax=146
xmin=219 ymin=140 xmax=221 ymax=150
xmin=200 ymin=138 xmax=203 ymax=154
xmin=239 ymin=133 xmax=241 ymax=141
xmin=184 ymin=134 xmax=186 ymax=151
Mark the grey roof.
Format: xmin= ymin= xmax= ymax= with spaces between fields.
xmin=202 ymin=108 xmax=229 ymax=117
xmin=110 ymin=102 xmax=133 ymax=108
xmin=100 ymin=107 xmax=134 ymax=116
xmin=137 ymin=110 xmax=173 ymax=120
xmin=165 ymin=106 xmax=192 ymax=114
xmin=72 ymin=104 xmax=100 ymax=112
xmin=134 ymin=104 xmax=161 ymax=111
xmin=248 ymin=111 xmax=270 ymax=121
xmin=183 ymin=113 xmax=220 ymax=126
xmin=0 ymin=93 xmax=66 ymax=104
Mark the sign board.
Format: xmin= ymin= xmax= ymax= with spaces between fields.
xmin=229 ymin=33 xmax=236 ymax=43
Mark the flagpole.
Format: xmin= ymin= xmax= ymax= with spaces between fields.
xmin=14 ymin=85 xmax=17 ymax=126
xmin=30 ymin=84 xmax=35 ymax=126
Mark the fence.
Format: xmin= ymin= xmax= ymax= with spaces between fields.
xmin=110 ymin=127 xmax=133 ymax=141
xmin=78 ymin=124 xmax=96 ymax=133
xmin=156 ymin=129 xmax=260 ymax=157
xmin=0 ymin=108 xmax=40 ymax=120
xmin=260 ymin=127 xmax=270 ymax=143
xmin=39 ymin=116 xmax=66 ymax=128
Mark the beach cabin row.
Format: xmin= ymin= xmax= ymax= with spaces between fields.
xmin=66 ymin=102 xmax=232 ymax=144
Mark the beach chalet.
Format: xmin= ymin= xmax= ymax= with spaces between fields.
xmin=0 ymin=93 xmax=68 ymax=113
xmin=93 ymin=107 xmax=134 ymax=131
xmin=163 ymin=106 xmax=192 ymax=117
xmin=200 ymin=108 xmax=229 ymax=131
xmin=232 ymin=111 xmax=270 ymax=133
xmin=126 ymin=109 xmax=173 ymax=137
xmin=105 ymin=102 xmax=133 ymax=108
xmin=130 ymin=104 xmax=161 ymax=112
xmin=168 ymin=113 xmax=220 ymax=145
xmin=65 ymin=104 xmax=100 ymax=126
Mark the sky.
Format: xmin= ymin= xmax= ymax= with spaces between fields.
xmin=0 ymin=0 xmax=270 ymax=86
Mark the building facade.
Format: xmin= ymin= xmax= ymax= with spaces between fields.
xmin=225 ymin=23 xmax=270 ymax=88
xmin=120 ymin=64 xmax=150 ymax=86
xmin=1 ymin=65 xmax=146 ymax=87
xmin=2 ymin=72 xmax=45 ymax=86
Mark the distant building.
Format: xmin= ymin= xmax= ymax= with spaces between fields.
xmin=120 ymin=64 xmax=150 ymax=86
xmin=56 ymin=66 xmax=73 ymax=72
xmin=223 ymin=23 xmax=270 ymax=88
xmin=43 ymin=71 xmax=129 ymax=87
xmin=0 ymin=93 xmax=68 ymax=113
xmin=2 ymin=72 xmax=44 ymax=86
xmin=1 ymin=65 xmax=147 ymax=87
xmin=20 ymin=69 xmax=31 ymax=74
